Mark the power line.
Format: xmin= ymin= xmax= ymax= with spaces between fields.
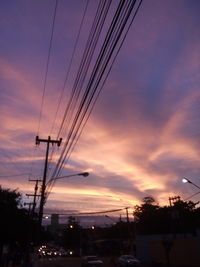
xmin=47 ymin=0 xmax=90 ymax=179
xmin=45 ymin=0 xmax=143 ymax=200
xmin=44 ymin=207 xmax=128 ymax=216
xmin=56 ymin=0 xmax=112 ymax=140
xmin=50 ymin=0 xmax=143 ymax=182
xmin=65 ymin=0 xmax=143 ymax=165
xmin=184 ymin=191 xmax=200 ymax=201
xmin=37 ymin=0 xmax=58 ymax=135
xmin=46 ymin=0 xmax=113 ymax=193
xmin=0 ymin=173 xmax=30 ymax=178
xmin=0 ymin=150 xmax=25 ymax=173
xmin=49 ymin=0 xmax=90 ymax=137
xmin=33 ymin=0 xmax=59 ymax=190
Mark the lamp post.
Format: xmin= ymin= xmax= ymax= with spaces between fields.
xmin=182 ymin=178 xmax=200 ymax=190
xmin=47 ymin=172 xmax=89 ymax=184
xmin=39 ymin=172 xmax=89 ymax=227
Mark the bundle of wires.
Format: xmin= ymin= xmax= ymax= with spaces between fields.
xmin=44 ymin=0 xmax=143 ymax=199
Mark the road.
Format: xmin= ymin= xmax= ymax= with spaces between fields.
xmin=38 ymin=257 xmax=81 ymax=267
xmin=37 ymin=256 xmax=117 ymax=267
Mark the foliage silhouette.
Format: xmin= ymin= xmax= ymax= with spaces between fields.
xmin=133 ymin=195 xmax=200 ymax=235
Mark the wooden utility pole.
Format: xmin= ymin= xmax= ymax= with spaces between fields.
xmin=125 ymin=207 xmax=130 ymax=223
xmin=35 ymin=136 xmax=62 ymax=227
xmin=125 ymin=207 xmax=134 ymax=254
xmin=26 ymin=179 xmax=42 ymax=216
xmin=24 ymin=202 xmax=33 ymax=215
xmin=169 ymin=196 xmax=180 ymax=206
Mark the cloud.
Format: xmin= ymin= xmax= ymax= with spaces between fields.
xmin=1 ymin=1 xmax=200 ymax=219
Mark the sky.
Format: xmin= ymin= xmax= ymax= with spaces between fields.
xmin=1 ymin=0 xmax=200 ymax=226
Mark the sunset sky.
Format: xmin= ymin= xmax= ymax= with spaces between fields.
xmin=1 ymin=0 xmax=200 ymax=225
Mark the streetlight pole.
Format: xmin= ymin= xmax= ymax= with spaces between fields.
xmin=182 ymin=178 xmax=200 ymax=190
xmin=39 ymin=171 xmax=89 ymax=226
xmin=47 ymin=172 xmax=89 ymax=184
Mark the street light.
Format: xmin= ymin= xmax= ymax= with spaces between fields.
xmin=39 ymin=172 xmax=89 ymax=227
xmin=50 ymin=172 xmax=89 ymax=182
xmin=182 ymin=178 xmax=190 ymax=184
xmin=182 ymin=177 xmax=200 ymax=190
xmin=45 ymin=172 xmax=89 ymax=186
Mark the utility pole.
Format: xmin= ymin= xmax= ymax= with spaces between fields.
xmin=169 ymin=196 xmax=180 ymax=206
xmin=125 ymin=207 xmax=130 ymax=223
xmin=26 ymin=179 xmax=42 ymax=216
xmin=24 ymin=202 xmax=33 ymax=215
xmin=36 ymin=136 xmax=62 ymax=228
xmin=125 ymin=207 xmax=134 ymax=255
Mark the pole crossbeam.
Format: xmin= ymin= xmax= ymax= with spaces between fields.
xmin=27 ymin=179 xmax=42 ymax=216
xmin=35 ymin=135 xmax=62 ymax=146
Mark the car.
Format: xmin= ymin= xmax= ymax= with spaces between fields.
xmin=118 ymin=255 xmax=141 ymax=266
xmin=81 ymin=255 xmax=104 ymax=266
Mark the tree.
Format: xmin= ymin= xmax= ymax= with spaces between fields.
xmin=133 ymin=196 xmax=160 ymax=234
xmin=61 ymin=216 xmax=82 ymax=250
xmin=0 ymin=187 xmax=26 ymax=242
xmin=0 ymin=186 xmax=35 ymax=265
xmin=169 ymin=197 xmax=198 ymax=235
xmin=133 ymin=195 xmax=199 ymax=235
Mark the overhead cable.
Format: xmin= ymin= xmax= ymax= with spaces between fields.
xmin=37 ymin=0 xmax=58 ymax=135
xmin=46 ymin=0 xmax=143 ymax=198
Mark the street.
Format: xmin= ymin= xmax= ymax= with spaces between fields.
xmin=38 ymin=257 xmax=81 ymax=267
xmin=37 ymin=256 xmax=117 ymax=267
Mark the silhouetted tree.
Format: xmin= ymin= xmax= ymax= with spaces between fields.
xmin=170 ymin=197 xmax=198 ymax=235
xmin=0 ymin=187 xmax=27 ymax=242
xmin=133 ymin=196 xmax=160 ymax=234
xmin=0 ymin=186 xmax=35 ymax=265
xmin=133 ymin=195 xmax=199 ymax=235
xmin=61 ymin=216 xmax=82 ymax=250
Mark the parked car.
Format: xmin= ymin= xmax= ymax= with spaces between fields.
xmin=118 ymin=255 xmax=140 ymax=266
xmin=81 ymin=255 xmax=104 ymax=266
